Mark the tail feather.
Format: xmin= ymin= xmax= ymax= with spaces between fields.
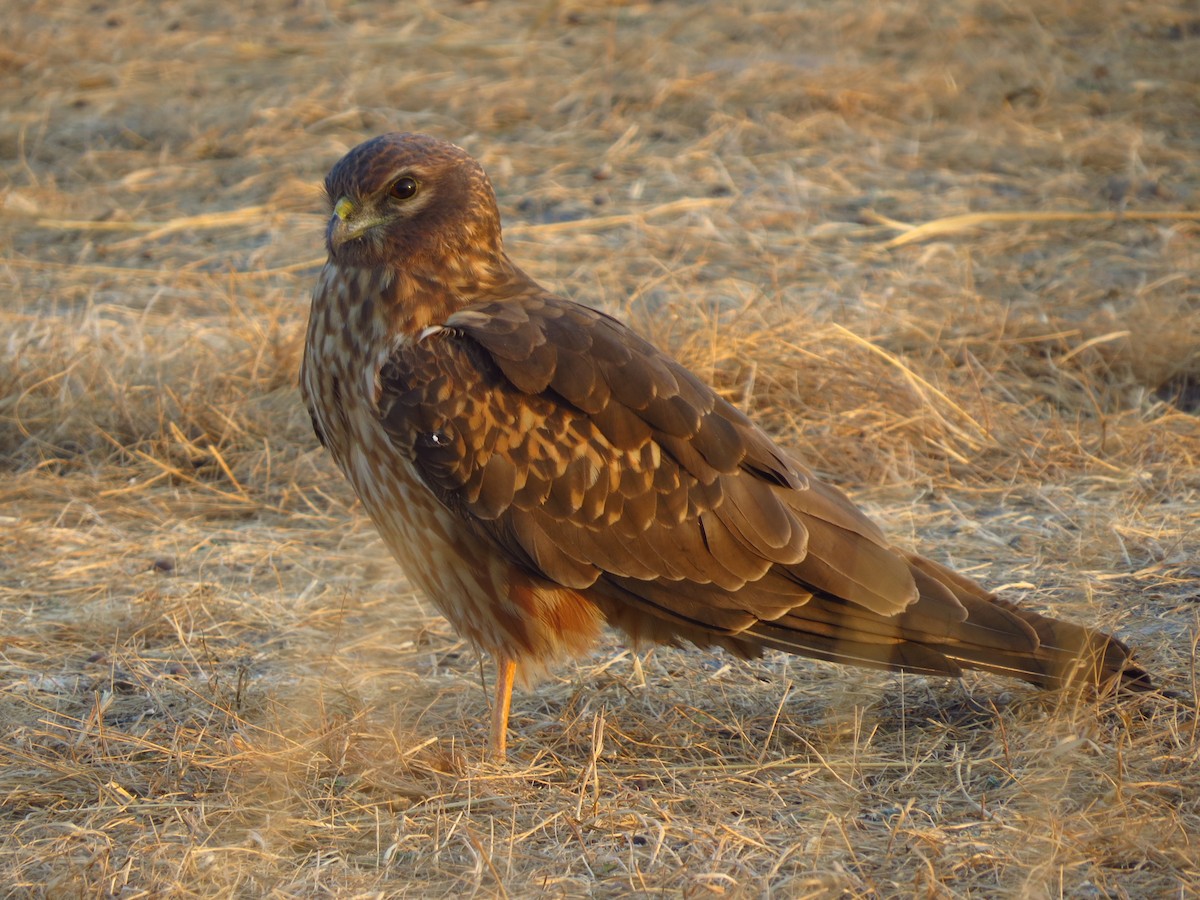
xmin=902 ymin=552 xmax=1150 ymax=692
xmin=744 ymin=551 xmax=1151 ymax=693
xmin=982 ymin=594 xmax=1153 ymax=692
xmin=593 ymin=548 xmax=1151 ymax=694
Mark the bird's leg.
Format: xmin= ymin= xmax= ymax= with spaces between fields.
xmin=490 ymin=654 xmax=516 ymax=760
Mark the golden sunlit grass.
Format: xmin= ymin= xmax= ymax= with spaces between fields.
xmin=2 ymin=0 xmax=1198 ymax=896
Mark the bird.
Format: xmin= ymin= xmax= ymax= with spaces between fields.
xmin=300 ymin=132 xmax=1151 ymax=758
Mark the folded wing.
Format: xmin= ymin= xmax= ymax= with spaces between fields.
xmin=376 ymin=292 xmax=1144 ymax=690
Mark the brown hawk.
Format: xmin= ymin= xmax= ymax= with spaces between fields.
xmin=301 ymin=133 xmax=1150 ymax=757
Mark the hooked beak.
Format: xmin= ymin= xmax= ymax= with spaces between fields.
xmin=328 ymin=196 xmax=384 ymax=249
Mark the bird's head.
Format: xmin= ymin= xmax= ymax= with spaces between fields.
xmin=322 ymin=132 xmax=505 ymax=275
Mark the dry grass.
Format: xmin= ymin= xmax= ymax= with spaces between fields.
xmin=2 ymin=0 xmax=1199 ymax=896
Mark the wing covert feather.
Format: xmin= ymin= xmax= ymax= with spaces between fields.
xmin=377 ymin=292 xmax=924 ymax=634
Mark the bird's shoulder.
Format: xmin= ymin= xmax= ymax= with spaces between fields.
xmin=377 ymin=291 xmax=806 ymax=496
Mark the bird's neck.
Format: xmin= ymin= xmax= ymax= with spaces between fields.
xmin=387 ymin=251 xmax=539 ymax=335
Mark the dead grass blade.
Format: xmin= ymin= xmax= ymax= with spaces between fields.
xmin=874 ymin=209 xmax=1200 ymax=247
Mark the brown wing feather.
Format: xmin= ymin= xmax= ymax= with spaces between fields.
xmin=378 ymin=292 xmax=913 ymax=619
xmin=377 ymin=290 xmax=1147 ymax=691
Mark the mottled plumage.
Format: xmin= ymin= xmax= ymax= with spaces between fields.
xmin=301 ymin=133 xmax=1150 ymax=757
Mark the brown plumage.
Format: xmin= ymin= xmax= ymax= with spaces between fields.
xmin=301 ymin=133 xmax=1150 ymax=757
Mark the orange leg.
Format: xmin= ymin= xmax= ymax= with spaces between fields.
xmin=490 ymin=655 xmax=517 ymax=760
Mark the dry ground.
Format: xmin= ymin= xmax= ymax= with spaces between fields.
xmin=2 ymin=0 xmax=1199 ymax=896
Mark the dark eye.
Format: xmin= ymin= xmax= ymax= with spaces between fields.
xmin=389 ymin=177 xmax=419 ymax=201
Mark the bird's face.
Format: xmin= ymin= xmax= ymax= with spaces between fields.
xmin=322 ymin=132 xmax=502 ymax=272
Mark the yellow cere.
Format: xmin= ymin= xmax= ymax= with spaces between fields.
xmin=334 ymin=197 xmax=355 ymax=220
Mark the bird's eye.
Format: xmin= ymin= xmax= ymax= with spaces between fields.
xmin=389 ymin=177 xmax=419 ymax=201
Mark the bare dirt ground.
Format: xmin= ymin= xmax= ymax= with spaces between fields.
xmin=2 ymin=0 xmax=1199 ymax=896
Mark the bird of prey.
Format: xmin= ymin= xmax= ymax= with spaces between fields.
xmin=301 ymin=132 xmax=1149 ymax=758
